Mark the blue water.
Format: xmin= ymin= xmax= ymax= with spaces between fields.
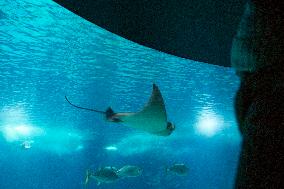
xmin=0 ymin=0 xmax=241 ymax=188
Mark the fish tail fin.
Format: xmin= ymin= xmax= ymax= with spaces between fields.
xmin=84 ymin=169 xmax=91 ymax=185
xmin=105 ymin=107 xmax=115 ymax=119
xmin=116 ymin=171 xmax=124 ymax=179
xmin=105 ymin=107 xmax=122 ymax=122
xmin=165 ymin=166 xmax=169 ymax=173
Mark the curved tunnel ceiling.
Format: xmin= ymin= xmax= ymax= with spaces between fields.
xmin=53 ymin=0 xmax=246 ymax=67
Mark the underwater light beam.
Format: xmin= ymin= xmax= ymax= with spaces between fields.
xmin=195 ymin=110 xmax=224 ymax=137
xmin=1 ymin=124 xmax=43 ymax=142
xmin=14 ymin=125 xmax=32 ymax=136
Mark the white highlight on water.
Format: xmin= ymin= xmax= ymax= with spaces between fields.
xmin=195 ymin=108 xmax=224 ymax=137
xmin=105 ymin=145 xmax=118 ymax=151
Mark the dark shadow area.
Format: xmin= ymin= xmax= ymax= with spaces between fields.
xmin=52 ymin=0 xmax=247 ymax=67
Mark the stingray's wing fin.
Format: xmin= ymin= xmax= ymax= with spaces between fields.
xmin=141 ymin=84 xmax=167 ymax=120
xmin=120 ymin=84 xmax=168 ymax=133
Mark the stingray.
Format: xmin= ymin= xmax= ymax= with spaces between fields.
xmin=65 ymin=84 xmax=175 ymax=136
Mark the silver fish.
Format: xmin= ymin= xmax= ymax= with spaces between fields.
xmin=85 ymin=166 xmax=119 ymax=185
xmin=116 ymin=165 xmax=143 ymax=178
xmin=166 ymin=164 xmax=189 ymax=176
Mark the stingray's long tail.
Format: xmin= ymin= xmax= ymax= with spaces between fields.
xmin=65 ymin=96 xmax=105 ymax=114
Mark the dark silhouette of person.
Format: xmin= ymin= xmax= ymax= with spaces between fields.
xmin=231 ymin=1 xmax=283 ymax=188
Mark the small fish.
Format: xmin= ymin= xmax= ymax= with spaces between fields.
xmin=85 ymin=166 xmax=119 ymax=185
xmin=21 ymin=140 xmax=34 ymax=149
xmin=166 ymin=164 xmax=189 ymax=176
xmin=116 ymin=165 xmax=142 ymax=178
